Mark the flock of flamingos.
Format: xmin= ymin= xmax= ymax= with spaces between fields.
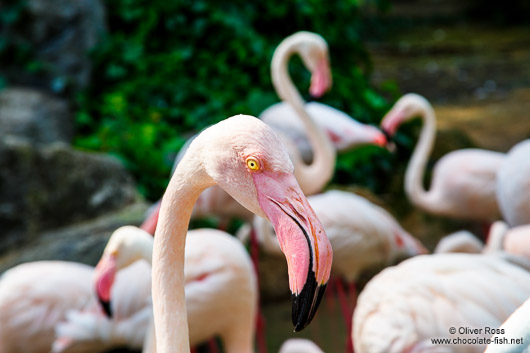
xmin=0 ymin=31 xmax=529 ymax=353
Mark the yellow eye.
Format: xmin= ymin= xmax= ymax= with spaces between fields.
xmin=246 ymin=158 xmax=261 ymax=172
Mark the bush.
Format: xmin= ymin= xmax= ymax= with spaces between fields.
xmin=8 ymin=0 xmax=395 ymax=200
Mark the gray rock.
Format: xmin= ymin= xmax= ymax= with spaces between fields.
xmin=0 ymin=203 xmax=148 ymax=273
xmin=0 ymin=88 xmax=73 ymax=144
xmin=2 ymin=0 xmax=105 ymax=91
xmin=0 ymin=138 xmax=139 ymax=254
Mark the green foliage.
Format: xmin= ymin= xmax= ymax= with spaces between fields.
xmin=73 ymin=0 xmax=394 ymax=199
xmin=0 ymin=0 xmax=41 ymax=89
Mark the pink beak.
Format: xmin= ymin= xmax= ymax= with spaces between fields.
xmin=94 ymin=252 xmax=117 ymax=317
xmin=252 ymin=171 xmax=333 ymax=331
xmin=309 ymin=58 xmax=332 ymax=98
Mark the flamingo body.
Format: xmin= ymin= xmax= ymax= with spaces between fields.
xmin=484 ymin=298 xmax=530 ymax=353
xmin=496 ymin=139 xmax=530 ymax=227
xmin=0 ymin=262 xmax=95 ymax=353
xmin=353 ymin=253 xmax=530 ymax=353
xmin=425 ymin=149 xmax=504 ymax=220
xmin=434 ymin=231 xmax=483 ymax=254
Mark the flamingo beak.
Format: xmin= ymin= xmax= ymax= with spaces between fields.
xmin=309 ymin=57 xmax=332 ymax=99
xmin=381 ymin=110 xmax=405 ymax=137
xmin=252 ymin=171 xmax=333 ymax=331
xmin=94 ymin=252 xmax=117 ymax=318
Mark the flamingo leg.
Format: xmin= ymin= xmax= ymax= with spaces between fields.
xmin=336 ymin=278 xmax=356 ymax=353
xmin=482 ymin=221 xmax=493 ymax=242
xmin=347 ymin=281 xmax=358 ymax=353
xmin=207 ymin=339 xmax=220 ymax=353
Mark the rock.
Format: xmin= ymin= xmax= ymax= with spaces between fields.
xmin=2 ymin=0 xmax=105 ymax=91
xmin=0 ymin=137 xmax=139 ymax=254
xmin=0 ymin=203 xmax=148 ymax=273
xmin=0 ymin=88 xmax=73 ymax=144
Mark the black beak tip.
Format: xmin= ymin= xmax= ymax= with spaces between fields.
xmin=99 ymin=298 xmax=112 ymax=318
xmin=291 ymin=273 xmax=327 ymax=332
xmin=382 ymin=128 xmax=393 ymax=142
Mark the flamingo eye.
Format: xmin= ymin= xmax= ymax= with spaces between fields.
xmin=246 ymin=158 xmax=261 ymax=172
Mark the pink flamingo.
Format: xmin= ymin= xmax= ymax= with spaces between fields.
xmin=496 ymin=139 xmax=530 ymax=227
xmin=54 ymin=226 xmax=257 ymax=353
xmin=352 ymin=253 xmax=530 ymax=353
xmin=433 ymin=231 xmax=484 ymax=254
xmin=484 ymin=221 xmax=530 ymax=261
xmin=381 ymin=93 xmax=504 ymax=222
xmin=279 ymin=339 xmax=325 ymax=353
xmin=484 ymin=298 xmax=530 ymax=353
xmin=0 ymin=256 xmax=151 ymax=353
xmin=149 ymin=115 xmax=332 ymax=353
xmin=141 ymin=32 xmax=386 ymax=233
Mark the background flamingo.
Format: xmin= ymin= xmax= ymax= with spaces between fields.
xmin=353 ymin=253 xmax=530 ymax=353
xmin=483 ymin=297 xmax=530 ymax=353
xmin=150 ymin=115 xmax=332 ymax=353
xmin=381 ymin=93 xmax=504 ymax=222
xmin=496 ymin=139 xmax=530 ymax=227
xmin=0 ymin=259 xmax=151 ymax=353
xmin=278 ymin=339 xmax=325 ymax=353
xmin=484 ymin=221 xmax=530 ymax=261
xmin=58 ymin=226 xmax=257 ymax=353
xmin=433 ymin=230 xmax=484 ymax=254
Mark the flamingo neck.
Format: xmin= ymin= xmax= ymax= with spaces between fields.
xmin=404 ymin=104 xmax=438 ymax=213
xmin=152 ymin=158 xmax=212 ymax=353
xmin=271 ymin=43 xmax=335 ymax=195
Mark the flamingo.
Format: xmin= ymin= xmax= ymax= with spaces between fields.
xmin=483 ymin=298 xmax=530 ymax=353
xmin=484 ymin=221 xmax=530 ymax=261
xmin=141 ymin=32 xmax=386 ymax=233
xmin=53 ymin=225 xmax=257 ymax=353
xmin=381 ymin=93 xmax=504 ymax=221
xmin=496 ymin=139 xmax=530 ymax=227
xmin=0 ymin=259 xmax=151 ymax=353
xmin=278 ymin=339 xmax=325 ymax=353
xmin=352 ymin=253 xmax=530 ymax=353
xmin=149 ymin=114 xmax=332 ymax=353
xmin=433 ymin=231 xmax=484 ymax=254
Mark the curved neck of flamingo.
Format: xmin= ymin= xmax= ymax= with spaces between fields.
xmin=404 ymin=104 xmax=437 ymax=213
xmin=152 ymin=158 xmax=213 ymax=353
xmin=271 ymin=44 xmax=335 ymax=195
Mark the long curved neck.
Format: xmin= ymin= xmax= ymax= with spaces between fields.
xmin=152 ymin=157 xmax=212 ymax=353
xmin=271 ymin=45 xmax=335 ymax=195
xmin=404 ymin=104 xmax=438 ymax=212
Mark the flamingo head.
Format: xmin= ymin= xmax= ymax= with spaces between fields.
xmin=392 ymin=231 xmax=429 ymax=258
xmin=94 ymin=226 xmax=153 ymax=317
xmin=186 ymin=115 xmax=333 ymax=331
xmin=324 ymin=121 xmax=387 ymax=151
xmin=381 ymin=93 xmax=432 ymax=137
xmin=286 ymin=32 xmax=332 ymax=98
